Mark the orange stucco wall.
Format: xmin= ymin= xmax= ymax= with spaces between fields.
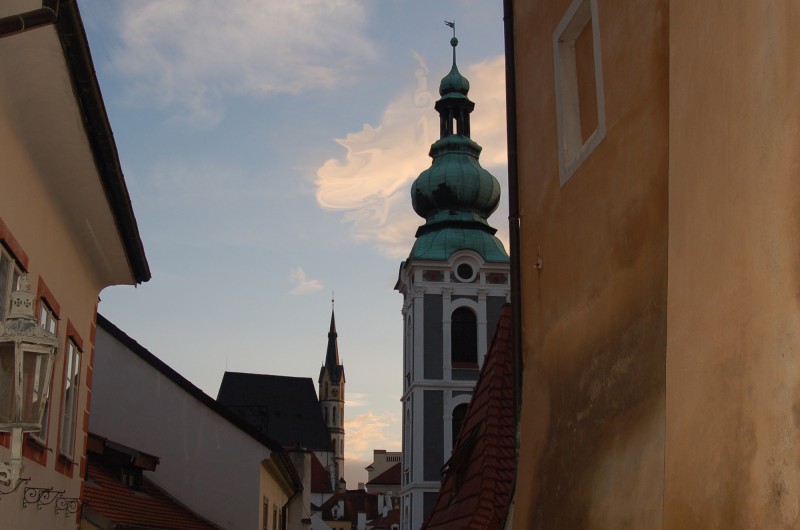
xmin=513 ymin=0 xmax=669 ymax=527
xmin=665 ymin=2 xmax=800 ymax=527
xmin=512 ymin=0 xmax=800 ymax=528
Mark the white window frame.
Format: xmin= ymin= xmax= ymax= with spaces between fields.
xmin=0 ymin=246 xmax=21 ymax=322
xmin=30 ymin=302 xmax=58 ymax=444
xmin=553 ymin=0 xmax=606 ymax=185
xmin=60 ymin=339 xmax=81 ymax=458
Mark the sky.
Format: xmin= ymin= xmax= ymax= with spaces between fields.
xmin=80 ymin=0 xmax=509 ymax=485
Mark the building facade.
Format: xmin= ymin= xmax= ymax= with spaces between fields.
xmin=0 ymin=2 xmax=150 ymax=529
xmin=395 ymin=34 xmax=510 ymax=530
xmin=506 ymin=0 xmax=800 ymax=527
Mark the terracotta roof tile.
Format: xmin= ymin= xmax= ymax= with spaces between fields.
xmin=421 ymin=305 xmax=515 ymax=530
xmin=366 ymin=462 xmax=400 ymax=487
xmin=319 ymin=489 xmax=380 ymax=521
xmin=311 ymin=452 xmax=334 ymax=494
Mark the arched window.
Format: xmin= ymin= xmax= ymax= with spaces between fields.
xmin=451 ymin=307 xmax=477 ymax=367
xmin=452 ymin=403 xmax=468 ymax=447
xmin=332 ymin=438 xmax=337 ymax=455
xmin=333 ymin=406 xmax=337 ymax=425
xmin=324 ymin=406 xmax=328 ymax=423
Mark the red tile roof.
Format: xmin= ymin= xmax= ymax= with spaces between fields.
xmin=366 ymin=462 xmax=400 ymax=486
xmin=310 ymin=452 xmax=334 ymax=493
xmin=370 ymin=507 xmax=400 ymax=529
xmin=82 ymin=460 xmax=221 ymax=530
xmin=319 ymin=489 xmax=380 ymax=522
xmin=421 ymin=305 xmax=515 ymax=530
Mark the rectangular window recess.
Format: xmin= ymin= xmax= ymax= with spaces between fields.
xmin=554 ymin=0 xmax=606 ymax=186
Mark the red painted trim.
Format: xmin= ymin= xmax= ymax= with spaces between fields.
xmin=36 ymin=275 xmax=61 ymax=319
xmin=0 ymin=215 xmax=29 ymax=270
xmin=66 ymin=320 xmax=84 ymax=352
xmin=23 ymin=435 xmax=47 ymax=466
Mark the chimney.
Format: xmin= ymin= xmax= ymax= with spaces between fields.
xmin=358 ymin=482 xmax=365 ymax=491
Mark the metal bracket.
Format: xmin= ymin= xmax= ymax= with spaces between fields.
xmin=0 ymin=474 xmax=28 ymax=498
xmin=55 ymin=496 xmax=80 ymax=517
xmin=23 ymin=486 xmax=64 ymax=510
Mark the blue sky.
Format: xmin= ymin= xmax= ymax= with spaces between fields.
xmin=81 ymin=0 xmax=508 ymax=484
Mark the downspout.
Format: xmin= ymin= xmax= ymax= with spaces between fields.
xmin=503 ymin=0 xmax=522 ymax=433
xmin=278 ymin=451 xmax=303 ymax=530
xmin=502 ymin=0 xmax=522 ymax=526
xmin=0 ymin=0 xmax=58 ymax=38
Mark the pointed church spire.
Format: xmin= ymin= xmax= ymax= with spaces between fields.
xmin=326 ymin=304 xmax=339 ymax=368
xmin=320 ymin=298 xmax=345 ymax=384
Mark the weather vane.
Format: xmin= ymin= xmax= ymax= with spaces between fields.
xmin=444 ymin=20 xmax=455 ymax=38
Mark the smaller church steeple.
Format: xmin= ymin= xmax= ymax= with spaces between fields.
xmin=323 ymin=307 xmax=344 ymax=383
xmin=318 ymin=298 xmax=345 ymax=483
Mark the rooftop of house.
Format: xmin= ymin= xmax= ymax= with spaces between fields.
xmin=366 ymin=462 xmax=401 ymax=487
xmin=310 ymin=451 xmax=334 ymax=494
xmin=82 ymin=433 xmax=221 ymax=530
xmin=369 ymin=507 xmax=401 ymax=530
xmin=421 ymin=304 xmax=515 ymax=530
xmin=217 ymin=371 xmax=332 ymax=452
xmin=319 ymin=488 xmax=380 ymax=523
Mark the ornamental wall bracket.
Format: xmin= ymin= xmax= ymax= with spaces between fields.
xmin=0 ymin=475 xmax=28 ymax=498
xmin=55 ymin=496 xmax=80 ymax=517
xmin=23 ymin=486 xmax=64 ymax=510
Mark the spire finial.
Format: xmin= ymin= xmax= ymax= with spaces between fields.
xmin=444 ymin=20 xmax=457 ymax=63
xmin=444 ymin=20 xmax=455 ymax=38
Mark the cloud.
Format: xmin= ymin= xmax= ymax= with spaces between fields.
xmin=288 ymin=268 xmax=323 ymax=296
xmin=344 ymin=411 xmax=401 ymax=463
xmin=108 ymin=0 xmax=375 ymax=122
xmin=314 ymin=54 xmax=507 ymax=259
xmin=344 ymin=392 xmax=369 ymax=408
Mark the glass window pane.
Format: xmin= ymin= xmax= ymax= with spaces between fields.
xmin=60 ymin=342 xmax=80 ymax=456
xmin=0 ymin=343 xmax=15 ymax=423
xmin=0 ymin=253 xmax=10 ymax=321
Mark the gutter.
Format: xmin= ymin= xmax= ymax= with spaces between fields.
xmin=0 ymin=0 xmax=58 ymax=37
xmin=55 ymin=0 xmax=151 ymax=283
xmin=0 ymin=1 xmax=151 ymax=284
xmin=502 ymin=0 xmax=522 ymax=527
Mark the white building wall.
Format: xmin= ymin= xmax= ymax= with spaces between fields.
xmin=90 ymin=326 xmax=272 ymax=530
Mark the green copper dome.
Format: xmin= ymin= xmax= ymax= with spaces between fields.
xmin=408 ymin=32 xmax=508 ymax=263
xmin=439 ymin=37 xmax=470 ymax=96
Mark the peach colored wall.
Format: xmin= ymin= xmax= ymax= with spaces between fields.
xmin=0 ymin=36 xmax=133 ymax=530
xmin=512 ymin=0 xmax=669 ymax=527
xmin=665 ymin=2 xmax=800 ymax=527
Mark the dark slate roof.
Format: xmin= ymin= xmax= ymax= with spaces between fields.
xmin=217 ymin=372 xmax=332 ymax=452
xmin=366 ymin=462 xmax=401 ymax=487
xmin=421 ymin=305 xmax=515 ymax=530
xmin=319 ymin=309 xmax=345 ymax=384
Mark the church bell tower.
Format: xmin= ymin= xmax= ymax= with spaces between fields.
xmin=319 ymin=302 xmax=345 ymax=483
xmin=395 ymin=28 xmax=510 ymax=530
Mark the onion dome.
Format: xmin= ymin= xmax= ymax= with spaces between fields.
xmin=408 ymin=33 xmax=508 ymax=263
xmin=439 ymin=37 xmax=470 ymax=96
